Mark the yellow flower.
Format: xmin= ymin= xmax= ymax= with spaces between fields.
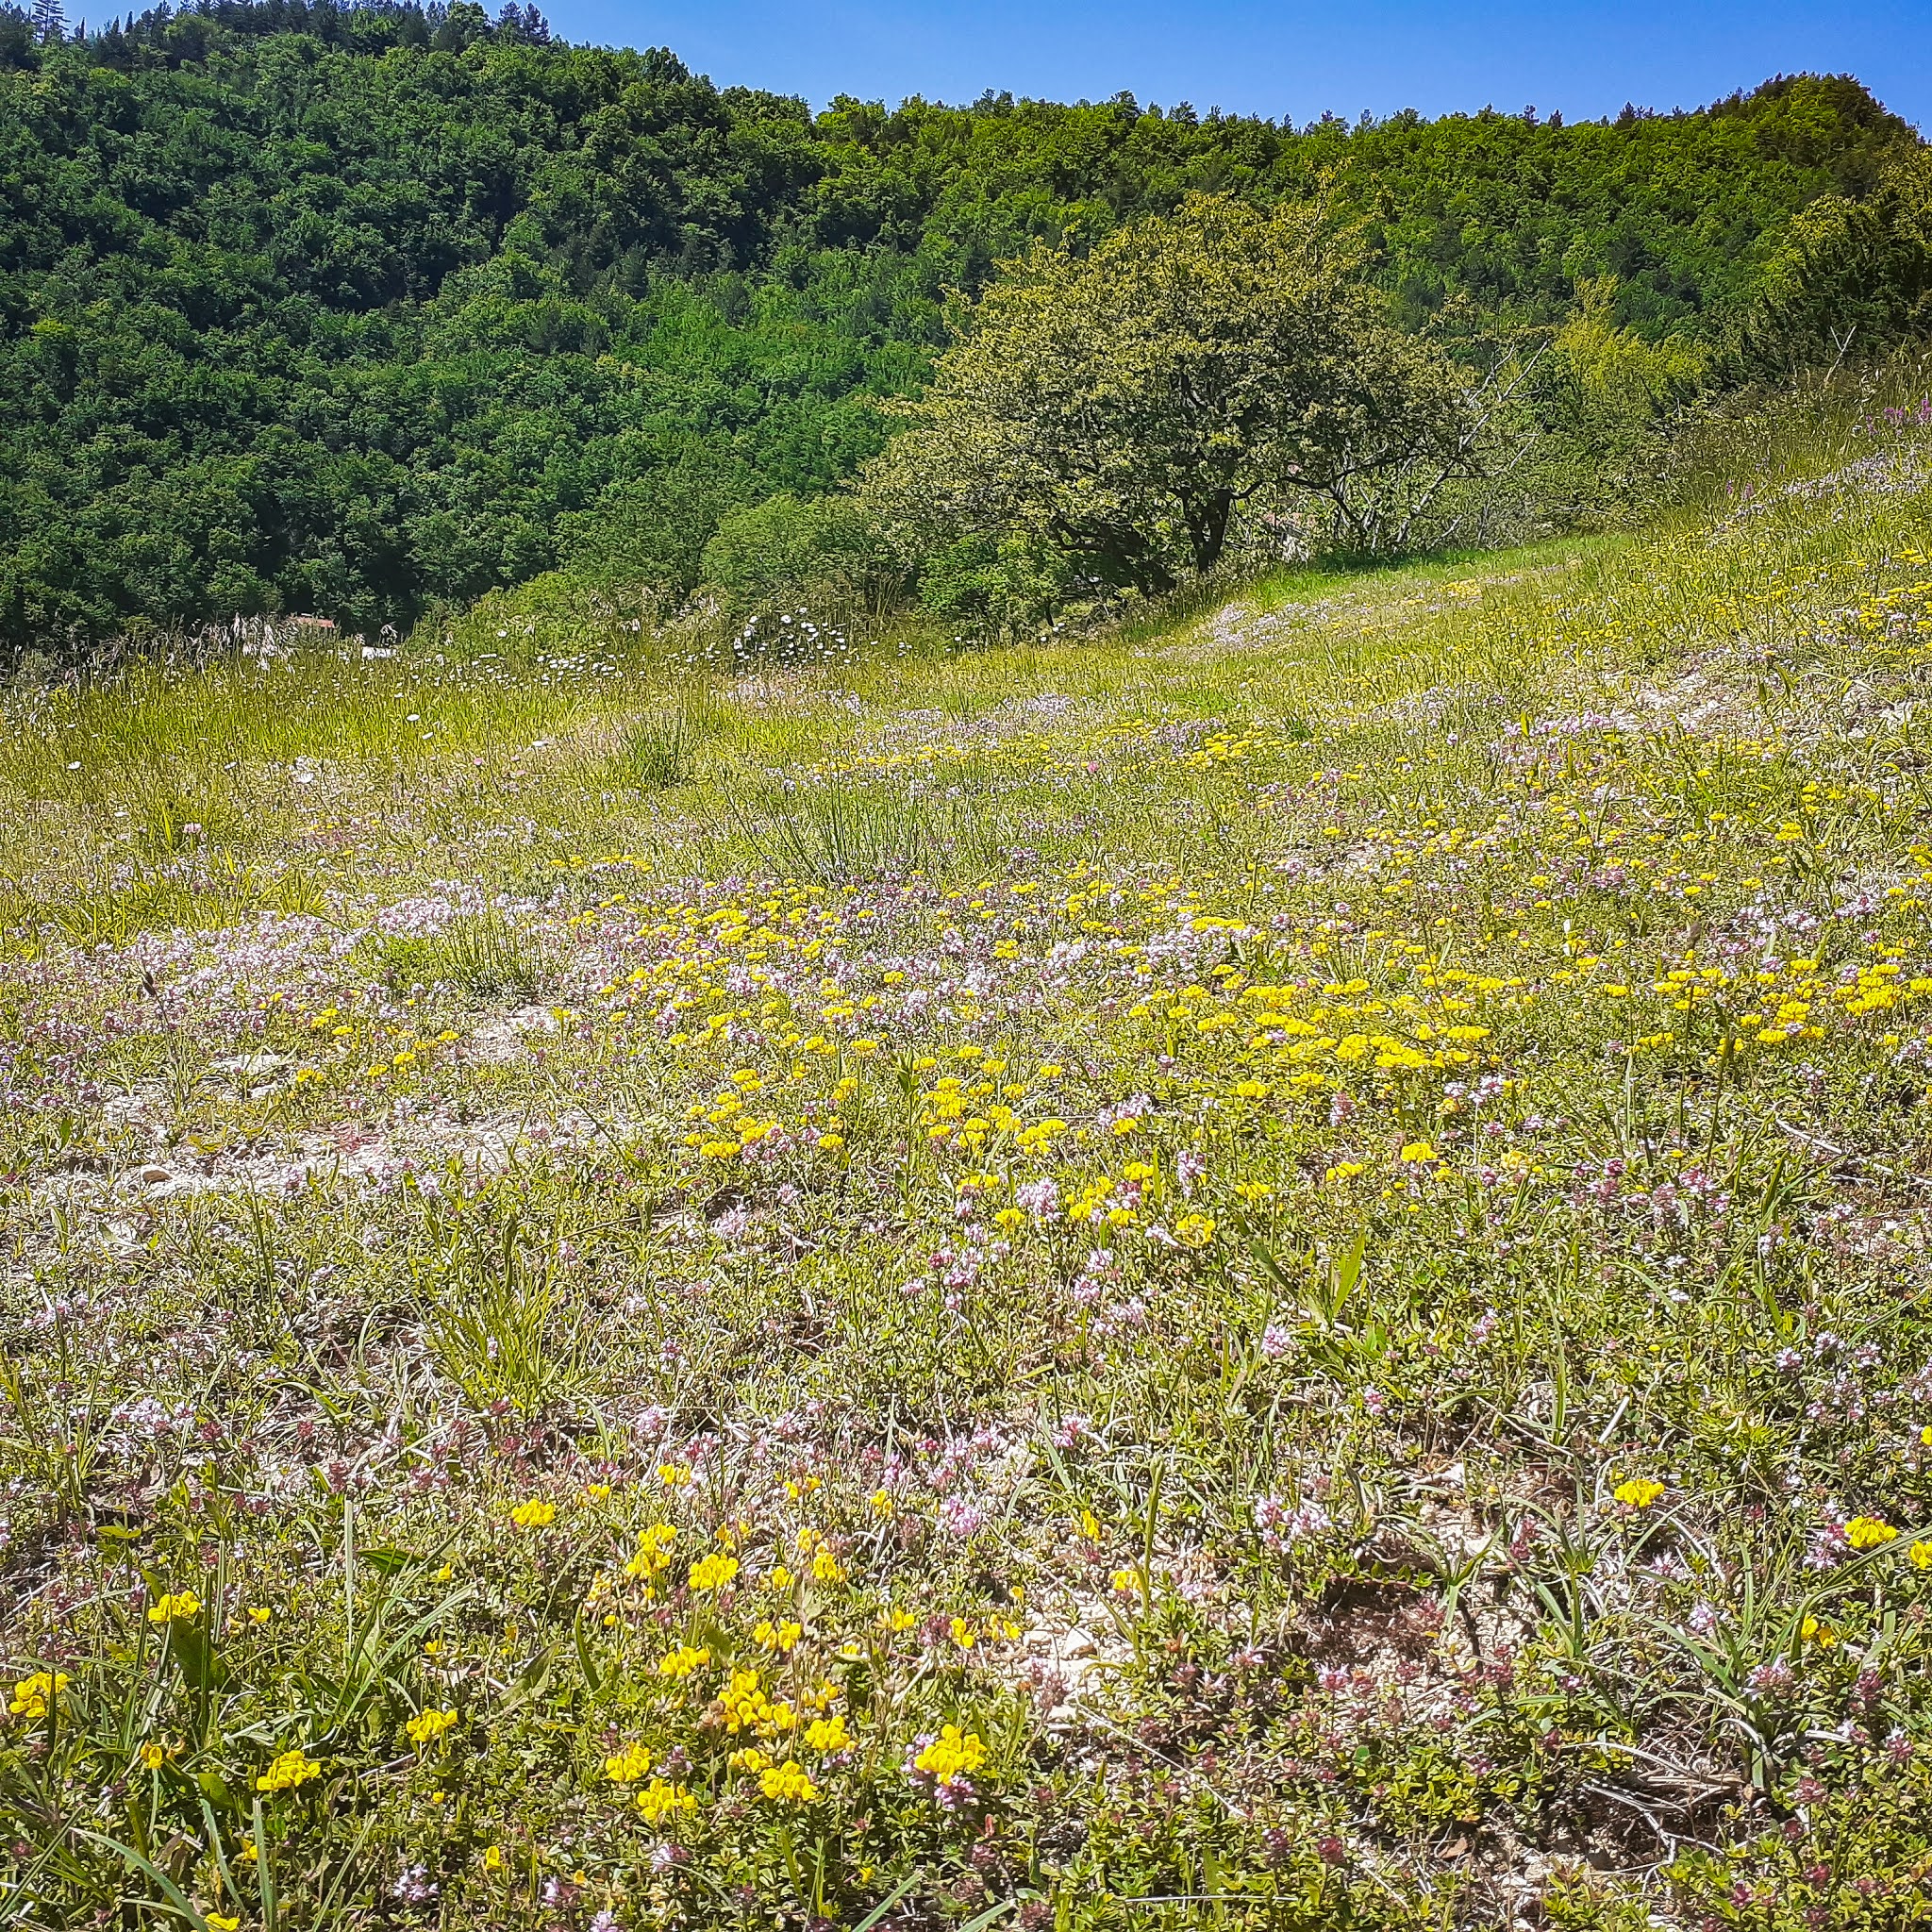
xmin=769 ymin=1564 xmax=794 ymax=1590
xmin=141 ymin=1741 xmax=168 ymax=1770
xmin=1077 ymin=1509 xmax=1101 ymax=1541
xmin=950 ymin=1616 xmax=976 ymax=1649
xmin=1612 ymin=1478 xmax=1666 ymax=1510
xmin=147 ymin=1591 xmax=202 ymax=1624
xmin=729 ymin=1745 xmax=772 ymax=1773
xmin=758 ymin=1760 xmax=819 ymax=1803
xmin=584 ymin=1482 xmax=612 ymax=1501
xmin=1174 ymin=1213 xmax=1215 ymax=1247
xmin=655 ymin=1643 xmax=710 ymax=1678
xmin=1398 ymin=1141 xmax=1438 ymax=1165
xmin=8 ymin=1671 xmax=69 ymax=1720
xmin=869 ymin=1489 xmax=894 ymax=1517
xmin=1800 ymin=1615 xmax=1837 ymax=1647
xmin=1844 ymin=1515 xmax=1899 ymax=1550
xmin=721 ymin=1667 xmax=791 ymax=1735
xmin=481 ymin=1845 xmax=504 ymax=1872
xmin=625 ymin=1523 xmax=677 ymax=1578
xmin=405 ymin=1707 xmax=459 ymax=1748
xmin=805 ymin=1713 xmax=850 ymax=1751
xmin=689 ymin=1552 xmax=739 ymax=1592
xmin=810 ymin=1548 xmax=848 ymax=1585
xmin=914 ymin=1724 xmax=987 ymax=1783
xmin=604 ymin=1741 xmax=654 ymax=1783
xmin=1110 ymin=1568 xmax=1141 ymax=1597
xmin=256 ymin=1748 xmax=321 ymax=1793
xmin=207 ymin=1914 xmax=241 ymax=1931
xmin=636 ymin=1776 xmax=696 ymax=1825
xmin=1909 ymin=1541 xmax=1932 ymax=1570
xmin=508 ymin=1500 xmax=557 ymax=1529
xmin=247 ymin=1607 xmax=272 ymax=1624
xmin=882 ymin=1607 xmax=916 ymax=1633
xmin=1324 ymin=1161 xmax=1366 ymax=1183
xmin=753 ymin=1621 xmax=801 ymax=1654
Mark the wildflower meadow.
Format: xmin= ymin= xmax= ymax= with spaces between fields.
xmin=6 ymin=387 xmax=1932 ymax=1929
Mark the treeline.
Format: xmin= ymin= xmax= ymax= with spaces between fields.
xmin=0 ymin=0 xmax=1924 ymax=645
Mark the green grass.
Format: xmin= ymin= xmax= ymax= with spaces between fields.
xmin=4 ymin=389 xmax=1932 ymax=1931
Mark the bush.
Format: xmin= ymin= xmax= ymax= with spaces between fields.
xmin=558 ymin=456 xmax=765 ymax=604
xmin=913 ymin=532 xmax=1082 ymax=637
xmin=699 ymin=493 xmax=899 ymax=615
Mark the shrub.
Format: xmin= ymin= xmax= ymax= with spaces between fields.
xmin=699 ymin=493 xmax=899 ymax=616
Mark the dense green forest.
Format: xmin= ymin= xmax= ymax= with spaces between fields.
xmin=0 ymin=0 xmax=1921 ymax=644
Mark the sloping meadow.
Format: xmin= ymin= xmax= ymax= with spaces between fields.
xmin=5 ymin=406 xmax=1932 ymax=1925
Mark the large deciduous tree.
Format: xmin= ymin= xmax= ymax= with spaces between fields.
xmin=862 ymin=194 xmax=1479 ymax=594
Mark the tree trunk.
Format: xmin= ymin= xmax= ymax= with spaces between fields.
xmin=1050 ymin=515 xmax=1177 ymax=596
xmin=1182 ymin=488 xmax=1235 ymax=575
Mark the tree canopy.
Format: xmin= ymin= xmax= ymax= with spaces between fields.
xmin=0 ymin=1 xmax=1918 ymax=645
xmin=863 ymin=198 xmax=1474 ymax=593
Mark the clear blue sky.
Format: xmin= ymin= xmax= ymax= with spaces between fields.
xmin=532 ymin=0 xmax=1929 ymax=131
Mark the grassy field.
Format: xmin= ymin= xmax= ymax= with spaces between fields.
xmin=5 ymin=391 xmax=1932 ymax=1931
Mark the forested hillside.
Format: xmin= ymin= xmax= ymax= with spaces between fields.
xmin=0 ymin=0 xmax=1918 ymax=643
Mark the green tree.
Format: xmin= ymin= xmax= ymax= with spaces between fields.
xmin=1733 ymin=151 xmax=1932 ymax=376
xmin=862 ymin=195 xmax=1476 ymax=593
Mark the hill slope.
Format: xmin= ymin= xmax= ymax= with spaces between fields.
xmin=1 ymin=383 xmax=1932 ymax=1922
xmin=0 ymin=0 xmax=1916 ymax=641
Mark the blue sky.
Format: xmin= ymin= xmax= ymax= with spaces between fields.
xmin=532 ymin=0 xmax=1930 ymax=129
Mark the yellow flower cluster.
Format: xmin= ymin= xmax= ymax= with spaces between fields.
xmin=914 ymin=1724 xmax=988 ymax=1783
xmin=625 ymin=1521 xmax=678 ymax=1587
xmin=405 ymin=1707 xmax=459 ymax=1747
xmin=720 ymin=1667 xmax=795 ymax=1736
xmin=147 ymin=1590 xmax=201 ymax=1623
xmin=1613 ymin=1478 xmax=1666 ymax=1509
xmin=257 ymin=1748 xmax=322 ymax=1792
xmin=758 ymin=1760 xmax=819 ymax=1803
xmin=1845 ymin=1515 xmax=1899 ymax=1550
xmin=689 ymin=1551 xmax=739 ymax=1591
xmin=655 ymin=1643 xmax=710 ymax=1678
xmin=636 ymin=1776 xmax=696 ymax=1824
xmin=509 ymin=1499 xmax=557 ymax=1528
xmin=604 ymin=1741 xmax=654 ymax=1783
xmin=9 ymin=1671 xmax=68 ymax=1719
